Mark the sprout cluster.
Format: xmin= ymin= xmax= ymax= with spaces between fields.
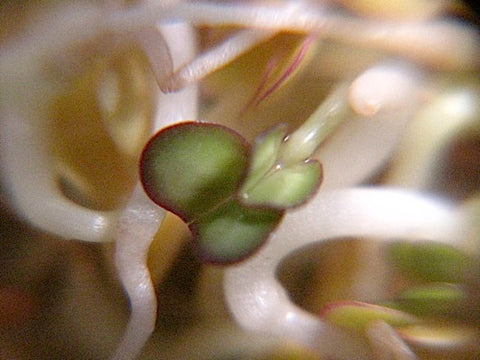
xmin=0 ymin=1 xmax=479 ymax=360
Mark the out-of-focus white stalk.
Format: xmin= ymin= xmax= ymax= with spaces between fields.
xmin=163 ymin=29 xmax=277 ymax=92
xmin=0 ymin=2 xmax=119 ymax=242
xmin=0 ymin=5 xmax=115 ymax=242
xmin=348 ymin=61 xmax=423 ymax=117
xmin=0 ymin=98 xmax=115 ymax=242
xmin=108 ymin=1 xmax=480 ymax=70
xmin=385 ymin=83 xmax=480 ymax=191
xmin=0 ymin=3 xmax=197 ymax=243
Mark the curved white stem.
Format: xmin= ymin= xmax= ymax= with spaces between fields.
xmin=0 ymin=4 xmax=197 ymax=243
xmin=224 ymin=187 xmax=463 ymax=359
xmin=136 ymin=26 xmax=174 ymax=89
xmin=0 ymin=2 xmax=121 ymax=242
xmin=111 ymin=185 xmax=165 ymax=360
xmin=0 ymin=78 xmax=115 ymax=242
xmin=152 ymin=23 xmax=198 ymax=131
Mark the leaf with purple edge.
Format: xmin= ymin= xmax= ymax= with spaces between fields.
xmin=192 ymin=199 xmax=283 ymax=264
xmin=320 ymin=300 xmax=419 ymax=334
xmin=140 ymin=122 xmax=249 ymax=220
xmin=140 ymin=121 xmax=284 ymax=264
xmin=140 ymin=120 xmax=324 ymax=264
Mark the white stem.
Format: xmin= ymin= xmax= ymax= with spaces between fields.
xmin=0 ymin=82 xmax=115 ymax=242
xmin=108 ymin=1 xmax=479 ymax=70
xmin=2 ymin=2 xmax=476 ymax=87
xmin=107 ymin=1 xmax=318 ymax=33
xmin=152 ymin=23 xmax=199 ymax=130
xmin=135 ymin=26 xmax=174 ymax=88
xmin=112 ymin=185 xmax=165 ymax=360
xmin=163 ymin=29 xmax=277 ymax=92
xmin=224 ymin=187 xmax=463 ymax=359
xmin=0 ymin=2 xmax=118 ymax=242
xmin=153 ymin=85 xmax=198 ymax=128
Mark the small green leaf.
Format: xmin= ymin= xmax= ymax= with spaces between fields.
xmin=241 ymin=160 xmax=322 ymax=208
xmin=140 ymin=122 xmax=249 ymax=220
xmin=240 ymin=125 xmax=322 ymax=209
xmin=320 ymin=301 xmax=419 ymax=333
xmin=192 ymin=200 xmax=283 ymax=264
xmin=241 ymin=125 xmax=287 ymax=193
xmin=394 ymin=283 xmax=467 ymax=318
xmin=387 ymin=242 xmax=471 ymax=283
